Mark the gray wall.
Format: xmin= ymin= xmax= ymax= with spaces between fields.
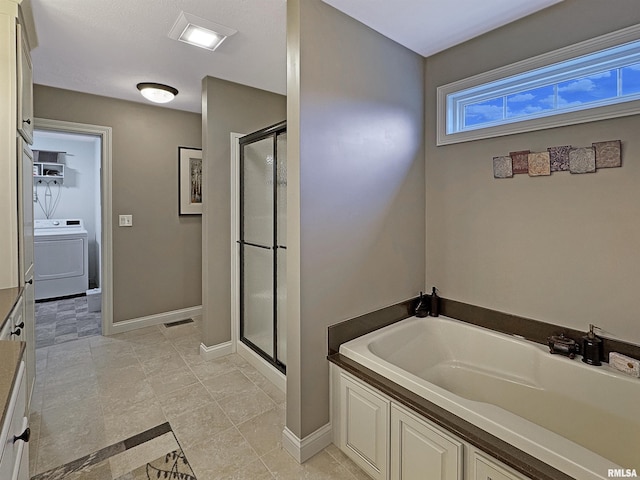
xmin=201 ymin=76 xmax=286 ymax=347
xmin=287 ymin=0 xmax=425 ymax=438
xmin=425 ymin=0 xmax=640 ymax=345
xmin=34 ymin=85 xmax=202 ymax=322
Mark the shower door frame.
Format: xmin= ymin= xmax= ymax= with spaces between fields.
xmin=238 ymin=121 xmax=287 ymax=374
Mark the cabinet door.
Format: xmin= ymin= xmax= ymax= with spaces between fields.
xmin=391 ymin=405 xmax=463 ymax=480
xmin=18 ymin=139 xmax=34 ymax=281
xmin=472 ymin=451 xmax=530 ymax=480
xmin=22 ymin=280 xmax=35 ymax=407
xmin=16 ymin=22 xmax=33 ymax=144
xmin=7 ymin=296 xmax=24 ymax=342
xmin=339 ymin=373 xmax=390 ymax=480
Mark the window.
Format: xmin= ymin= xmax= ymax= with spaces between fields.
xmin=437 ymin=24 xmax=640 ymax=145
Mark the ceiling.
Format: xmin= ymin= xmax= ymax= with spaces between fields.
xmin=29 ymin=0 xmax=562 ymax=114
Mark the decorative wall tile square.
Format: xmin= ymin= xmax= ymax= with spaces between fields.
xmin=528 ymin=152 xmax=551 ymax=176
xmin=493 ymin=156 xmax=513 ymax=178
xmin=593 ymin=140 xmax=621 ymax=168
xmin=547 ymin=145 xmax=571 ymax=172
xmin=509 ymin=150 xmax=530 ymax=174
xmin=569 ymin=147 xmax=596 ymax=174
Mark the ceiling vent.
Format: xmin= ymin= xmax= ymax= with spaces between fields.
xmin=168 ymin=11 xmax=237 ymax=51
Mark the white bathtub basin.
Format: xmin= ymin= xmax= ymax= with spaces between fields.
xmin=339 ymin=315 xmax=640 ymax=480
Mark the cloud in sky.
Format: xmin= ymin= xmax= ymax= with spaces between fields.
xmin=558 ymin=78 xmax=596 ymax=93
xmin=508 ymin=93 xmax=535 ymax=103
xmin=465 ymin=102 xmax=503 ymax=124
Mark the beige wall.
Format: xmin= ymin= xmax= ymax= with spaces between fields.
xmin=287 ymin=0 xmax=425 ymax=438
xmin=201 ymin=76 xmax=286 ymax=347
xmin=34 ymin=85 xmax=202 ymax=322
xmin=425 ymin=0 xmax=640 ymax=345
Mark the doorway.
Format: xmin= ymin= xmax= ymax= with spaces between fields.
xmin=33 ymin=118 xmax=113 ymax=342
xmin=237 ymin=121 xmax=287 ymax=373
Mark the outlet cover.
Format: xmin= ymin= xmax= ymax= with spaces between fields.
xmin=119 ymin=215 xmax=133 ymax=227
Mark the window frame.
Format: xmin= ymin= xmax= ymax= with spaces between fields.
xmin=437 ymin=24 xmax=640 ymax=146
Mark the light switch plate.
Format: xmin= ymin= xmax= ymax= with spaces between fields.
xmin=119 ymin=214 xmax=133 ymax=227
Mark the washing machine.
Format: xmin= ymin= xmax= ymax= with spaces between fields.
xmin=34 ymin=219 xmax=88 ymax=300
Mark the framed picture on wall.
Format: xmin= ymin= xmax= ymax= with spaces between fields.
xmin=178 ymin=146 xmax=203 ymax=215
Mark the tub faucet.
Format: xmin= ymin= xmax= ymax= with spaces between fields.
xmin=415 ymin=292 xmax=429 ymax=317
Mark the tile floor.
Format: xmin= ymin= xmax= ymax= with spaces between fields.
xmin=30 ymin=319 xmax=370 ymax=479
xmin=35 ymin=296 xmax=102 ymax=348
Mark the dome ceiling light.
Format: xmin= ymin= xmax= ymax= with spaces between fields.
xmin=136 ymin=83 xmax=179 ymax=104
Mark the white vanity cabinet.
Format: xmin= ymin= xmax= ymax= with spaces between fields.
xmin=0 ymin=359 xmax=29 ymax=480
xmin=0 ymin=296 xmax=24 ymax=342
xmin=332 ymin=365 xmax=530 ymax=480
xmin=391 ymin=404 xmax=463 ymax=480
xmin=337 ymin=372 xmax=390 ymax=480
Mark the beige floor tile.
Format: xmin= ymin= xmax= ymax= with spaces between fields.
xmin=102 ymin=397 xmax=167 ymax=444
xmin=217 ymin=384 xmax=277 ymax=425
xmin=157 ymin=382 xmax=215 ymax=420
xmin=184 ymin=427 xmax=259 ymax=479
xmin=42 ymin=375 xmax=100 ymax=412
xmin=95 ymin=362 xmax=146 ymax=389
xmin=201 ymin=370 xmax=254 ymax=400
xmin=136 ymin=346 xmax=187 ymax=377
xmin=63 ymin=460 xmax=113 ymax=480
xmin=261 ymin=448 xmax=355 ymax=480
xmin=146 ymin=364 xmax=198 ymax=397
xmin=324 ymin=443 xmax=371 ymax=480
xmin=237 ymin=406 xmax=285 ymax=456
xmin=98 ymin=379 xmax=157 ymax=414
xmin=241 ymin=367 xmax=287 ymax=405
xmin=185 ymin=355 xmax=238 ymax=381
xmin=46 ymin=348 xmax=93 ymax=371
xmin=92 ymin=349 xmax=140 ymax=372
xmin=37 ymin=417 xmax=107 ymax=474
xmin=223 ymin=458 xmax=274 ymax=480
xmin=109 ymin=326 xmax=161 ymax=341
xmin=39 ymin=394 xmax=103 ymax=439
xmin=45 ymin=362 xmax=97 ymax=391
xmin=170 ymin=402 xmax=233 ymax=448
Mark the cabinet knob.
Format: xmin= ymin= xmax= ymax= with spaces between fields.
xmin=15 ymin=321 xmax=25 ymax=329
xmin=10 ymin=328 xmax=21 ymax=337
xmin=23 ymin=119 xmax=31 ymax=125
xmin=26 ymin=278 xmax=33 ymax=285
xmin=13 ymin=427 xmax=30 ymax=443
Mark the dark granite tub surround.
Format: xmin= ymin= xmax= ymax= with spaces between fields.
xmin=328 ymin=295 xmax=640 ymax=364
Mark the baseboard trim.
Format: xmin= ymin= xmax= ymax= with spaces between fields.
xmin=109 ymin=306 xmax=202 ymax=335
xmin=282 ymin=423 xmax=332 ymax=464
xmin=199 ymin=341 xmax=234 ymax=360
xmin=236 ymin=341 xmax=286 ymax=393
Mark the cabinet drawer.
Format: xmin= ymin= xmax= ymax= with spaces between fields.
xmin=472 ymin=450 xmax=530 ymax=480
xmin=0 ymin=361 xmax=27 ymax=480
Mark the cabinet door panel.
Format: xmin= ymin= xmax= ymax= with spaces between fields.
xmin=391 ymin=405 xmax=462 ymax=480
xmin=16 ymin=23 xmax=33 ymax=144
xmin=340 ymin=373 xmax=389 ymax=480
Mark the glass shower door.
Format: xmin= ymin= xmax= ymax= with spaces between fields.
xmin=240 ymin=122 xmax=286 ymax=372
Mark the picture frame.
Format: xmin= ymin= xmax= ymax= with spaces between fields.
xmin=178 ymin=146 xmax=203 ymax=215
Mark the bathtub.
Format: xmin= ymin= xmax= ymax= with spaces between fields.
xmin=339 ymin=315 xmax=640 ymax=480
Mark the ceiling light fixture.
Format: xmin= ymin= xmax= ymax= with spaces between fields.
xmin=136 ymin=83 xmax=179 ymax=104
xmin=168 ymin=11 xmax=237 ymax=52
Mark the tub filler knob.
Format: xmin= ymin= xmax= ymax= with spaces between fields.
xmin=547 ymin=333 xmax=579 ymax=359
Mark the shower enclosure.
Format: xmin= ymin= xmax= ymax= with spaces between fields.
xmin=239 ymin=121 xmax=286 ymax=373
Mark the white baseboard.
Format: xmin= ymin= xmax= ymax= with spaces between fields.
xmin=236 ymin=341 xmax=286 ymax=393
xmin=282 ymin=423 xmax=332 ymax=464
xmin=108 ymin=306 xmax=202 ymax=335
xmin=200 ymin=341 xmax=234 ymax=360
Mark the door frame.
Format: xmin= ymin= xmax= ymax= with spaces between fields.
xmin=34 ymin=118 xmax=114 ymax=335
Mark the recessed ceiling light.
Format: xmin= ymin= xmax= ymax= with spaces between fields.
xmin=168 ymin=11 xmax=237 ymax=52
xmin=136 ymin=83 xmax=178 ymax=104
